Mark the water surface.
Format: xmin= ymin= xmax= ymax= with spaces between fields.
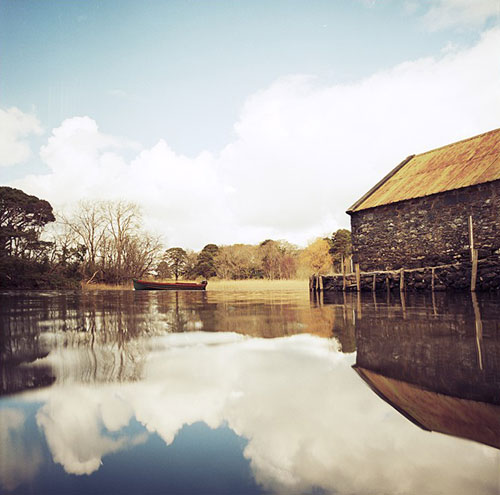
xmin=1 ymin=289 xmax=499 ymax=494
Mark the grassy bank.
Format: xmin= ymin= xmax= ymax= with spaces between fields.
xmin=207 ymin=279 xmax=308 ymax=291
xmin=81 ymin=279 xmax=309 ymax=291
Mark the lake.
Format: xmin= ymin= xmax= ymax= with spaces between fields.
xmin=0 ymin=289 xmax=499 ymax=495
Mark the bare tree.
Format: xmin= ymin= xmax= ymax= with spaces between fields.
xmin=62 ymin=200 xmax=107 ymax=278
xmin=102 ymin=201 xmax=140 ymax=280
xmin=61 ymin=200 xmax=163 ymax=284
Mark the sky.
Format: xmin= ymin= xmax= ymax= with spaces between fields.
xmin=1 ymin=0 xmax=500 ymax=249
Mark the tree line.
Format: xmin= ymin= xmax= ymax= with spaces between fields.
xmin=0 ymin=187 xmax=351 ymax=288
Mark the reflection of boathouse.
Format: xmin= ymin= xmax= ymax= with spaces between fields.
xmin=351 ymin=292 xmax=500 ymax=449
xmin=343 ymin=129 xmax=500 ymax=291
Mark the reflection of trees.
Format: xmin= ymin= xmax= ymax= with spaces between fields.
xmin=12 ymin=290 xmax=499 ymax=395
xmin=198 ymin=292 xmax=334 ymax=338
xmin=1 ymin=290 xmax=340 ymax=395
xmin=1 ymin=291 xmax=186 ymax=391
xmin=318 ymin=292 xmax=356 ymax=352
xmin=0 ymin=294 xmax=55 ymax=395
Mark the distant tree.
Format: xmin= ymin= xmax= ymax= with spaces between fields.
xmin=0 ymin=187 xmax=82 ymax=289
xmin=183 ymin=249 xmax=199 ymax=280
xmin=63 ymin=200 xmax=163 ymax=283
xmin=0 ymin=186 xmax=55 ymax=258
xmin=214 ymin=244 xmax=262 ymax=279
xmin=163 ymin=247 xmax=188 ymax=280
xmin=102 ymin=201 xmax=141 ymax=281
xmin=61 ymin=200 xmax=106 ymax=274
xmin=259 ymin=240 xmax=281 ymax=279
xmin=195 ymin=244 xmax=219 ymax=278
xmin=258 ymin=239 xmax=298 ymax=279
xmin=300 ymin=238 xmax=332 ymax=275
xmin=328 ymin=229 xmax=352 ymax=273
xmin=156 ymin=260 xmax=173 ymax=279
xmin=278 ymin=241 xmax=298 ymax=279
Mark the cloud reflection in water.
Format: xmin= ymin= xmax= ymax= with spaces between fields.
xmin=16 ymin=332 xmax=498 ymax=495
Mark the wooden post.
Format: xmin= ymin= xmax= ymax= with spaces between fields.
xmin=431 ymin=267 xmax=435 ymax=292
xmin=471 ymin=292 xmax=484 ymax=370
xmin=385 ymin=274 xmax=389 ymax=291
xmin=399 ymin=268 xmax=405 ymax=293
xmin=471 ymin=248 xmax=478 ymax=292
xmin=355 ymin=263 xmax=361 ymax=292
xmin=342 ymin=291 xmax=347 ymax=322
xmin=468 ymin=215 xmax=474 ymax=255
xmin=372 ymin=274 xmax=376 ymax=292
xmin=342 ymin=257 xmax=346 ymax=291
xmin=401 ymin=290 xmax=407 ymax=319
xmin=468 ymin=215 xmax=479 ymax=292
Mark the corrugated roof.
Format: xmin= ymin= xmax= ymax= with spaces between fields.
xmin=348 ymin=128 xmax=500 ymax=213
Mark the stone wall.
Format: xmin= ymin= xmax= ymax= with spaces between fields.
xmin=349 ymin=180 xmax=500 ymax=271
xmin=322 ymin=254 xmax=500 ymax=291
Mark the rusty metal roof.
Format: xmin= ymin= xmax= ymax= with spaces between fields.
xmin=348 ymin=128 xmax=500 ymax=213
xmin=354 ymin=366 xmax=500 ymax=450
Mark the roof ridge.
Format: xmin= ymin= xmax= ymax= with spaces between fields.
xmin=416 ymin=127 xmax=500 ymax=158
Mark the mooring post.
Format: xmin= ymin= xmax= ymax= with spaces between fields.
xmin=355 ymin=263 xmax=361 ymax=292
xmin=468 ymin=215 xmax=474 ymax=255
xmin=356 ymin=291 xmax=362 ymax=319
xmin=400 ymin=268 xmax=405 ymax=293
xmin=372 ymin=273 xmax=376 ymax=292
xmin=471 ymin=248 xmax=478 ymax=292
xmin=401 ymin=290 xmax=407 ymax=319
xmin=431 ymin=267 xmax=435 ymax=292
xmin=471 ymin=292 xmax=484 ymax=370
xmin=468 ymin=215 xmax=479 ymax=292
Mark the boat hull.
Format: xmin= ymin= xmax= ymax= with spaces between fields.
xmin=133 ymin=279 xmax=207 ymax=291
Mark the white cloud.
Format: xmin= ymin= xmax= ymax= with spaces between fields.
xmin=13 ymin=28 xmax=500 ymax=248
xmin=423 ymin=0 xmax=500 ymax=30
xmin=36 ymin=388 xmax=145 ymax=475
xmin=0 ymin=107 xmax=43 ymax=167
xmin=0 ymin=408 xmax=43 ymax=491
xmin=23 ymin=334 xmax=500 ymax=493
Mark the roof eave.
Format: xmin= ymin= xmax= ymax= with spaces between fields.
xmin=346 ymin=155 xmax=415 ymax=215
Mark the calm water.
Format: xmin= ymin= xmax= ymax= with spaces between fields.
xmin=0 ymin=289 xmax=499 ymax=495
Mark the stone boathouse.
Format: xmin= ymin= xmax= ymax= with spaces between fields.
xmin=324 ymin=128 xmax=500 ymax=291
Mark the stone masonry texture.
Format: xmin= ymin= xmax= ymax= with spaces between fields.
xmin=349 ymin=180 xmax=500 ymax=272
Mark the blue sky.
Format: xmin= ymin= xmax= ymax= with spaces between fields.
xmin=1 ymin=0 xmax=499 ymax=248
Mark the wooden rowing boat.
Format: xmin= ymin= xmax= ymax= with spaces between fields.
xmin=133 ymin=279 xmax=208 ymax=291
